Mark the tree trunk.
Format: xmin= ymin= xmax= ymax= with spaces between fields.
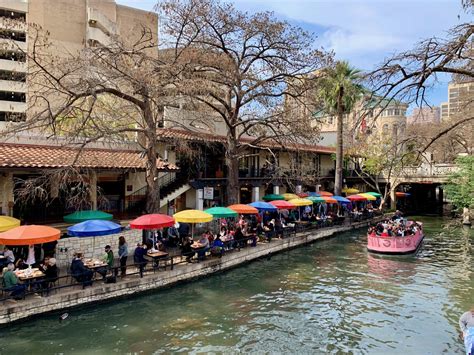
xmin=334 ymin=87 xmax=344 ymax=196
xmin=144 ymin=102 xmax=160 ymax=213
xmin=462 ymin=207 xmax=471 ymax=225
xmin=226 ymin=133 xmax=240 ymax=205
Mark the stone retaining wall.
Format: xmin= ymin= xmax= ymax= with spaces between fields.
xmin=0 ymin=219 xmax=379 ymax=325
xmin=56 ymin=229 xmax=142 ymax=268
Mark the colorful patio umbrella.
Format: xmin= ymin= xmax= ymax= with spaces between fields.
xmin=173 ymin=210 xmax=213 ymax=224
xmin=308 ymin=192 xmax=320 ymax=197
xmin=365 ymin=191 xmax=382 ymax=197
xmin=204 ymin=207 xmax=238 ymax=218
xmin=282 ymin=193 xmax=299 ymax=201
xmin=64 ymin=210 xmax=113 ymax=224
xmin=318 ymin=191 xmax=333 ymax=197
xmin=359 ymin=193 xmax=377 ymax=201
xmin=228 ymin=204 xmax=259 ymax=214
xmin=269 ymin=200 xmax=297 ymax=210
xmin=67 ymin=220 xmax=122 ymax=237
xmin=332 ymin=196 xmax=350 ymax=204
xmin=130 ymin=214 xmax=175 ymax=230
xmin=0 ymin=225 xmax=60 ymax=245
xmin=307 ymin=196 xmax=325 ymax=203
xmin=0 ymin=216 xmax=20 ymax=232
xmin=249 ymin=201 xmax=278 ymax=212
xmin=297 ymin=192 xmax=309 ymax=198
xmin=395 ymin=192 xmax=411 ymax=198
xmin=262 ymin=194 xmax=284 ymax=201
xmin=347 ymin=194 xmax=367 ymax=202
xmin=342 ymin=188 xmax=359 ymax=195
xmin=288 ymin=198 xmax=313 ymax=206
xmin=321 ymin=196 xmax=338 ymax=204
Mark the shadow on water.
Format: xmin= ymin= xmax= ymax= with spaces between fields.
xmin=0 ymin=216 xmax=472 ymax=354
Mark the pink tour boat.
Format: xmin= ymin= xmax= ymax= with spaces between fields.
xmin=367 ymin=222 xmax=424 ymax=255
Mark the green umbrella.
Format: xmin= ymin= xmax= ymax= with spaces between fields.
xmin=365 ymin=192 xmax=382 ymax=197
xmin=64 ymin=210 xmax=113 ymax=224
xmin=204 ymin=207 xmax=238 ymax=219
xmin=262 ymin=194 xmax=285 ymax=201
xmin=307 ymin=196 xmax=325 ymax=203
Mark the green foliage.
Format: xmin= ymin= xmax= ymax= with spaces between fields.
xmin=317 ymin=61 xmax=365 ymax=116
xmin=444 ymin=155 xmax=474 ymax=211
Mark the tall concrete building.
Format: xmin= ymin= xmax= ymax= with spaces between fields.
xmin=0 ymin=0 xmax=157 ymax=126
xmin=440 ymin=81 xmax=474 ymax=121
xmin=407 ymin=107 xmax=440 ymax=125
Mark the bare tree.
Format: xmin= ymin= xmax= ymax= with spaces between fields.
xmin=159 ymin=0 xmax=330 ymax=203
xmin=2 ymin=23 xmax=188 ymax=213
xmin=368 ymin=14 xmax=473 ymax=152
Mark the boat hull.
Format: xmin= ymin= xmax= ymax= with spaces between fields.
xmin=367 ymin=229 xmax=424 ymax=255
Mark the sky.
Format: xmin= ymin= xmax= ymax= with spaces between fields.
xmin=117 ymin=0 xmax=469 ymax=107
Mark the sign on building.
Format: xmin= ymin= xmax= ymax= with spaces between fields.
xmin=203 ymin=187 xmax=214 ymax=200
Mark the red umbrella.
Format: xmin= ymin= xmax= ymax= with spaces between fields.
xmin=297 ymin=192 xmax=309 ymax=198
xmin=269 ymin=200 xmax=297 ymax=210
xmin=130 ymin=214 xmax=175 ymax=230
xmin=347 ymin=194 xmax=367 ymax=202
xmin=319 ymin=191 xmax=333 ymax=197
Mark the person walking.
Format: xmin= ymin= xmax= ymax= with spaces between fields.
xmin=118 ymin=236 xmax=128 ymax=278
xmin=460 ymin=307 xmax=474 ymax=355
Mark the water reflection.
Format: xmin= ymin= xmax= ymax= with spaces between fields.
xmin=0 ymin=217 xmax=472 ymax=354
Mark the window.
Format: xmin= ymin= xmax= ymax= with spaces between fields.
xmin=0 ymin=70 xmax=26 ymax=82
xmin=382 ymin=124 xmax=389 ymax=133
xmin=0 ymin=9 xmax=26 ymax=21
xmin=0 ymin=29 xmax=26 ymax=42
xmin=0 ymin=50 xmax=26 ymax=62
xmin=0 ymin=112 xmax=26 ymax=122
xmin=0 ymin=91 xmax=25 ymax=102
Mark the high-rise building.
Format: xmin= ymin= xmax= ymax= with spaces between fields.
xmin=444 ymin=81 xmax=474 ymax=119
xmin=0 ymin=0 xmax=157 ymax=126
xmin=440 ymin=102 xmax=449 ymax=122
xmin=407 ymin=107 xmax=440 ymax=125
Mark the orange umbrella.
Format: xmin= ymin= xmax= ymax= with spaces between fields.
xmin=322 ymin=196 xmax=338 ymax=204
xmin=228 ymin=204 xmax=259 ymax=214
xmin=319 ymin=191 xmax=333 ymax=197
xmin=0 ymin=225 xmax=61 ymax=245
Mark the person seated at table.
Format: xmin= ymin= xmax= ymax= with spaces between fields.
xmin=156 ymin=240 xmax=166 ymax=252
xmin=2 ymin=263 xmax=26 ymax=300
xmin=181 ymin=237 xmax=194 ymax=262
xmin=234 ymin=227 xmax=246 ymax=248
xmin=96 ymin=245 xmax=114 ymax=280
xmin=219 ymin=226 xmax=228 ymax=239
xmin=3 ymin=246 xmax=15 ymax=264
xmin=197 ymin=234 xmax=210 ymax=261
xmin=133 ymin=243 xmax=148 ymax=274
xmin=211 ymin=235 xmax=225 ymax=257
xmin=15 ymin=258 xmax=28 ymax=270
xmin=40 ymin=257 xmax=59 ymax=291
xmin=206 ymin=230 xmax=214 ymax=244
xmin=263 ymin=221 xmax=275 ymax=242
xmin=70 ymin=253 xmax=93 ymax=286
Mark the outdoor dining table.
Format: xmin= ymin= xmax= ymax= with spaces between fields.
xmin=84 ymin=259 xmax=108 ymax=278
xmin=147 ymin=251 xmax=169 ymax=270
xmin=15 ymin=268 xmax=45 ymax=290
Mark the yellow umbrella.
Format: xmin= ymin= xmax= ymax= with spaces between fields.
xmin=359 ymin=193 xmax=377 ymax=201
xmin=288 ymin=198 xmax=313 ymax=206
xmin=342 ymin=188 xmax=359 ymax=195
xmin=282 ymin=193 xmax=299 ymax=201
xmin=173 ymin=210 xmax=213 ymax=223
xmin=0 ymin=216 xmax=20 ymax=232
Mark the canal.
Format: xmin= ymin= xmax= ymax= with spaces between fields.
xmin=0 ymin=216 xmax=472 ymax=354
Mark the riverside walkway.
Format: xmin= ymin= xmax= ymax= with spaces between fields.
xmin=0 ymin=216 xmax=383 ymax=325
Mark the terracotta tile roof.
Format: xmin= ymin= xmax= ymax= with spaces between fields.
xmin=0 ymin=143 xmax=179 ymax=171
xmin=157 ymin=128 xmax=335 ymax=154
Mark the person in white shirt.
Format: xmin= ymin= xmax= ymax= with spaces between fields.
xmin=460 ymin=307 xmax=474 ymax=355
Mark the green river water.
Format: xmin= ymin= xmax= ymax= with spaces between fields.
xmin=0 ymin=216 xmax=472 ymax=354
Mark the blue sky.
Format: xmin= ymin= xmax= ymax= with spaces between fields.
xmin=117 ymin=0 xmax=469 ymax=107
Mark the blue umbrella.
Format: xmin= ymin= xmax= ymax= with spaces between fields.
xmin=67 ymin=220 xmax=122 ymax=237
xmin=248 ymin=201 xmax=278 ymax=212
xmin=308 ymin=192 xmax=321 ymax=197
xmin=333 ymin=196 xmax=351 ymax=204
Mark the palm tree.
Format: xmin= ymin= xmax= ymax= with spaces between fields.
xmin=317 ymin=61 xmax=364 ymax=196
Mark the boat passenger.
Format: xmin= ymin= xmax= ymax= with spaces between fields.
xmin=460 ymin=307 xmax=474 ymax=355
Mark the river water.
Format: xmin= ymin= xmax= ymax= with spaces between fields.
xmin=0 ymin=216 xmax=472 ymax=354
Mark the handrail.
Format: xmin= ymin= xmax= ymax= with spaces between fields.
xmin=0 ymin=215 xmax=381 ymax=303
